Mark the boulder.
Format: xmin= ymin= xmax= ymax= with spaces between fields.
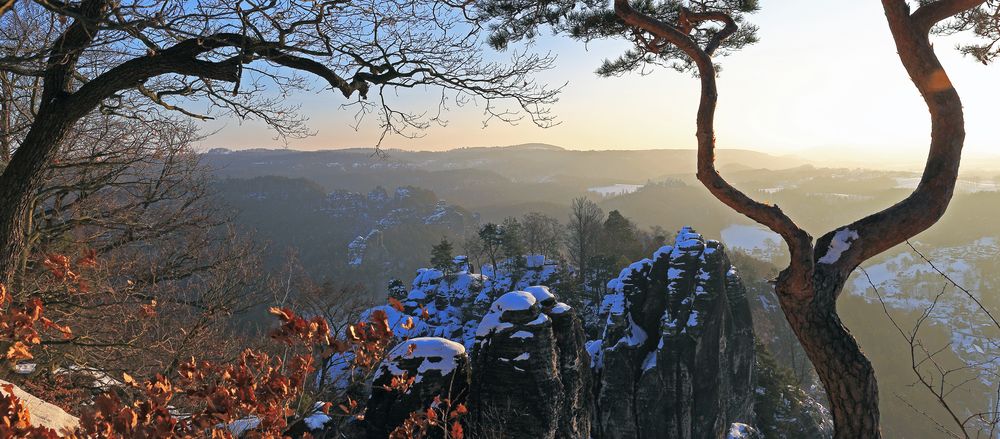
xmin=0 ymin=379 xmax=79 ymax=434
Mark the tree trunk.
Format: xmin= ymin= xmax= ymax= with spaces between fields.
xmin=778 ymin=274 xmax=880 ymax=439
xmin=0 ymin=75 xmax=11 ymax=163
xmin=0 ymin=109 xmax=73 ymax=286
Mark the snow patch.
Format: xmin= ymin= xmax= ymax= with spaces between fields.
xmin=818 ymin=228 xmax=859 ymax=264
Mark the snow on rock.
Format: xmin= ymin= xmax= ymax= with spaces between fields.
xmin=586 ymin=339 xmax=604 ymax=370
xmin=282 ymin=402 xmax=335 ymax=437
xmin=551 ymin=302 xmax=572 ymax=314
xmin=356 ymin=254 xmax=589 ymax=437
xmin=512 ymin=330 xmax=534 ymax=339
xmin=476 ymin=291 xmax=538 ymax=340
xmin=481 ymin=255 xmax=563 ymax=293
xmin=492 ymin=291 xmax=535 ymax=312
xmin=226 ymin=417 xmax=261 ymax=437
xmin=471 ymin=291 xmax=575 ymax=439
xmin=727 ymin=422 xmax=763 ymax=439
xmin=367 ymin=256 xmax=567 ymax=349
xmin=524 ymin=285 xmax=556 ymax=307
xmin=377 ymin=337 xmax=466 ymax=383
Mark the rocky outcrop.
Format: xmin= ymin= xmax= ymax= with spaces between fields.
xmin=469 ymin=291 xmax=564 ymax=439
xmin=364 ymin=255 xmax=567 ymax=349
xmin=592 ymin=227 xmax=756 ymax=439
xmin=347 ymin=227 xmax=833 ymax=438
xmin=363 ymin=338 xmax=471 ymax=438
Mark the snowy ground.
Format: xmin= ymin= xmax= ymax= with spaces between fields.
xmin=850 ymin=237 xmax=1000 ymax=400
xmin=895 ymin=177 xmax=1000 ymax=192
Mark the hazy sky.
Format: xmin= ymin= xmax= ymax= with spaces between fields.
xmin=201 ymin=0 xmax=1000 ymax=165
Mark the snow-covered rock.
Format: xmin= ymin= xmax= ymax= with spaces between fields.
xmin=360 ymin=255 xmax=567 ymax=350
xmin=469 ymin=293 xmax=564 ymax=439
xmin=727 ymin=422 xmax=763 ymax=439
xmin=364 ymin=337 xmax=472 ymax=438
xmin=593 ymin=227 xmax=756 ymax=438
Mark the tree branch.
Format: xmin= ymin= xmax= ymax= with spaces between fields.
xmin=614 ymin=0 xmax=814 ymax=295
xmin=912 ymin=0 xmax=987 ymax=33
xmin=816 ymin=0 xmax=969 ymax=280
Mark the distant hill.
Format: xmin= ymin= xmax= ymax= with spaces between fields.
xmin=202 ymin=144 xmax=807 ymax=184
xmin=201 ymin=144 xmax=809 ymax=212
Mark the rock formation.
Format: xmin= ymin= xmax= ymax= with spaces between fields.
xmin=363 ymin=337 xmax=471 ymax=438
xmin=469 ymin=291 xmax=564 ymax=439
xmin=523 ymin=286 xmax=593 ymax=439
xmin=591 ymin=227 xmax=756 ymax=439
xmin=727 ymin=422 xmax=764 ymax=439
xmin=0 ymin=379 xmax=79 ymax=434
xmin=348 ymin=227 xmax=837 ymax=438
xmin=362 ymin=255 xmax=567 ymax=349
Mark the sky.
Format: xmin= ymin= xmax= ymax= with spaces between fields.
xmin=199 ymin=0 xmax=1000 ymax=167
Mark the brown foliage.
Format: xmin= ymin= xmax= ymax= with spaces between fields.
xmin=0 ymin=272 xmax=407 ymax=438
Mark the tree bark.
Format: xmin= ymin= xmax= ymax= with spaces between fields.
xmin=0 ymin=108 xmax=76 ymax=286
xmin=778 ymin=273 xmax=880 ymax=439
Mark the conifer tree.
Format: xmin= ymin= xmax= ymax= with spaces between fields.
xmin=430 ymin=237 xmax=455 ymax=274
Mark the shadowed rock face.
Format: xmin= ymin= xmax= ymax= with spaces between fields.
xmin=469 ymin=291 xmax=564 ymax=439
xmin=592 ymin=227 xmax=756 ymax=439
xmin=363 ymin=337 xmax=471 ymax=439
xmin=526 ymin=286 xmax=593 ymax=439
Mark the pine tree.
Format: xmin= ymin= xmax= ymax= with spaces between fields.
xmin=430 ymin=237 xmax=455 ymax=274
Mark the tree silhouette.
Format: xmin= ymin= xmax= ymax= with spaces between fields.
xmin=481 ymin=0 xmax=1000 ymax=436
xmin=431 ymin=237 xmax=456 ymax=274
xmin=0 ymin=0 xmax=559 ymax=286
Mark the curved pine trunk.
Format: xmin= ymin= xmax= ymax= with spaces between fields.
xmin=779 ymin=277 xmax=881 ymax=439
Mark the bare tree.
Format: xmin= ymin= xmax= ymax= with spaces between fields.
xmin=0 ymin=18 xmax=266 ymax=385
xmin=0 ymin=0 xmax=560 ymax=286
xmin=8 ymin=113 xmax=269 ymax=392
xmin=522 ymin=212 xmax=563 ymax=258
xmin=566 ymin=197 xmax=603 ymax=301
xmin=865 ymin=242 xmax=1000 ymax=438
xmin=482 ymin=0 xmax=1000 ymax=436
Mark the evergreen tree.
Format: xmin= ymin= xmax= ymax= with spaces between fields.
xmin=430 ymin=237 xmax=455 ymax=274
xmin=601 ymin=209 xmax=643 ymax=262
